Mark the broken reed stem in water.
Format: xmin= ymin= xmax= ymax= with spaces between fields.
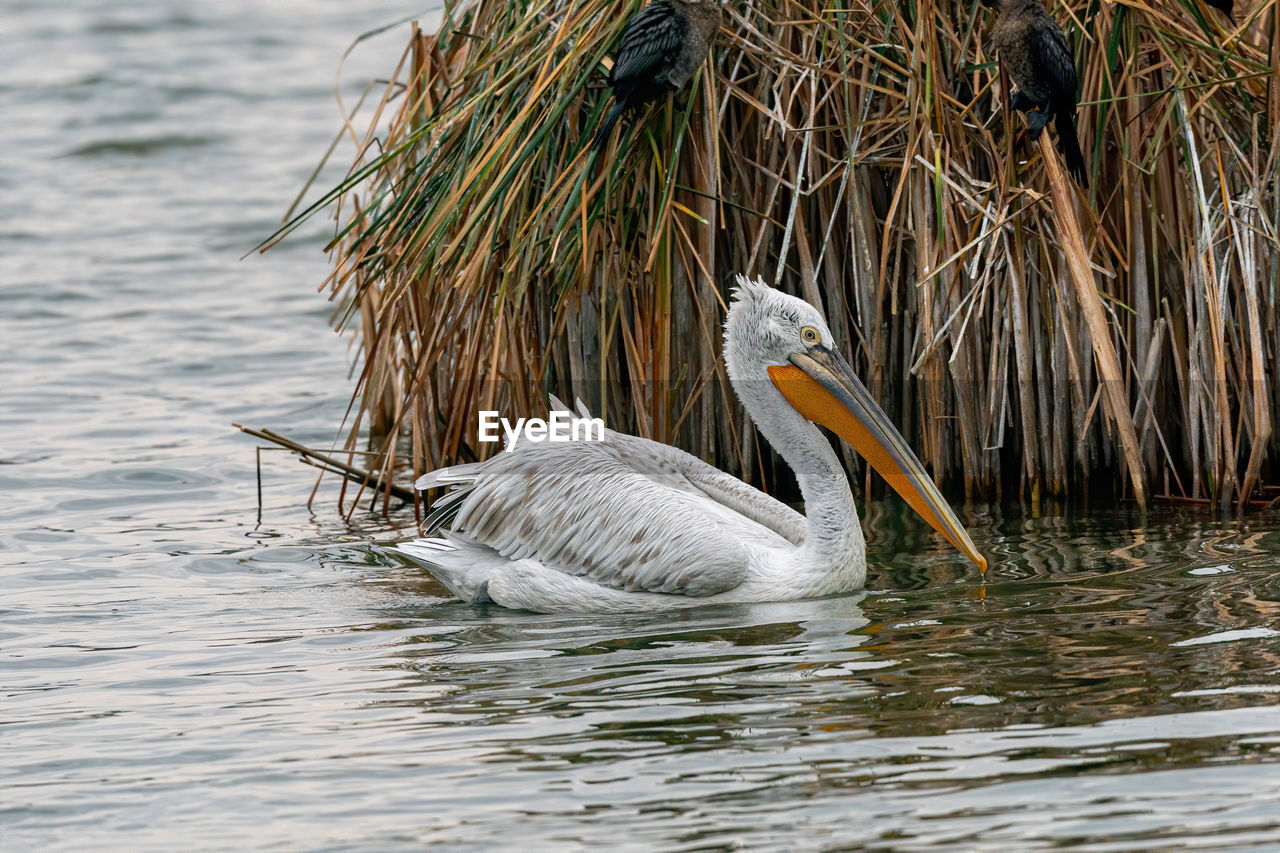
xmin=235 ymin=424 xmax=416 ymax=505
xmin=1038 ymin=134 xmax=1148 ymax=509
xmin=269 ymin=0 xmax=1279 ymax=515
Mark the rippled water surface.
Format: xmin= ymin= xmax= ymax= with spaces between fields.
xmin=4 ymin=2 xmax=1280 ymax=849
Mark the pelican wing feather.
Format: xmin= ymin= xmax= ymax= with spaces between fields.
xmin=413 ymin=397 xmax=799 ymax=598
xmin=441 ymin=438 xmax=764 ymax=596
xmin=662 ymin=446 xmax=805 ymax=546
xmin=553 ymin=395 xmax=804 ymax=546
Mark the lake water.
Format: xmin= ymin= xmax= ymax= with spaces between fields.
xmin=4 ymin=1 xmax=1280 ymax=849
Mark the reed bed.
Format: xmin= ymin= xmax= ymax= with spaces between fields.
xmin=272 ymin=0 xmax=1280 ymax=514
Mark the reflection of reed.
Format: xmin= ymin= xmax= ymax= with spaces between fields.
xmin=369 ymin=510 xmax=1279 ymax=757
xmin=320 ymin=513 xmax=1280 ymax=846
xmin=856 ymin=509 xmax=1280 ymax=733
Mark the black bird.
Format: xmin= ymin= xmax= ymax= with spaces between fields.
xmin=592 ymin=0 xmax=722 ymax=150
xmin=982 ymin=0 xmax=1088 ymax=187
xmin=1203 ymin=0 xmax=1235 ymax=23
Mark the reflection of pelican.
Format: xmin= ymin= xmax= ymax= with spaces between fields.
xmin=397 ymin=276 xmax=985 ymax=613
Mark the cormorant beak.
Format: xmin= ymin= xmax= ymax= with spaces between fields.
xmin=768 ymin=347 xmax=988 ymax=574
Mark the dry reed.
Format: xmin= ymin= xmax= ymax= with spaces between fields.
xmin=268 ymin=0 xmax=1280 ymax=515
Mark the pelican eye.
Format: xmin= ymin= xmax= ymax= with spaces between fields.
xmin=800 ymin=326 xmax=820 ymax=345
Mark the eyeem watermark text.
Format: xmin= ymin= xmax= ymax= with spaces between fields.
xmin=478 ymin=411 xmax=605 ymax=450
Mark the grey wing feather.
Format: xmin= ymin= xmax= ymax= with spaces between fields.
xmin=565 ymin=403 xmax=801 ymax=545
xmin=416 ymin=461 xmax=486 ymax=491
xmin=422 ymin=487 xmax=470 ymax=533
xmin=411 ymin=395 xmax=793 ymax=598
xmin=396 ymin=533 xmax=503 ymax=603
xmin=672 ymin=452 xmax=806 ymax=545
xmin=446 ymin=439 xmax=751 ymax=596
xmin=612 ymin=2 xmax=685 ymax=86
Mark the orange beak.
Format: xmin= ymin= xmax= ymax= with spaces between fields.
xmin=768 ymin=347 xmax=987 ymax=573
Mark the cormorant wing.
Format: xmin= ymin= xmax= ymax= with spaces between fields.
xmin=1028 ymin=17 xmax=1078 ymax=105
xmin=611 ymin=2 xmax=687 ymax=87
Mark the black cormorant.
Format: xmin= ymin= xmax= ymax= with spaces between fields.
xmin=592 ymin=0 xmax=722 ymax=150
xmin=982 ymin=0 xmax=1088 ymax=187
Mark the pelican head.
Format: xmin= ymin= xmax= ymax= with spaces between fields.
xmin=725 ymin=275 xmax=987 ymax=572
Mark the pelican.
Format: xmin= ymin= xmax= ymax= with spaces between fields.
xmin=396 ymin=276 xmax=986 ymax=613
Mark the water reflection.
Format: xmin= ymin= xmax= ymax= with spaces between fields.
xmin=7 ymin=504 xmax=1280 ymax=846
xmin=333 ymin=509 xmax=1280 ymax=846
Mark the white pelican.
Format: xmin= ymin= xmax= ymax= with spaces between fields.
xmin=397 ymin=276 xmax=986 ymax=613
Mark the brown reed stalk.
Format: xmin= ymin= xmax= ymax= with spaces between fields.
xmin=1039 ymin=132 xmax=1148 ymax=508
xmin=269 ymin=0 xmax=1279 ymax=514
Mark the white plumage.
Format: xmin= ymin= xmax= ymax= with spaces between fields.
xmin=395 ymin=275 xmax=984 ymax=613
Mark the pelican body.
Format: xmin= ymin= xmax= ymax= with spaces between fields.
xmin=397 ymin=277 xmax=985 ymax=613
